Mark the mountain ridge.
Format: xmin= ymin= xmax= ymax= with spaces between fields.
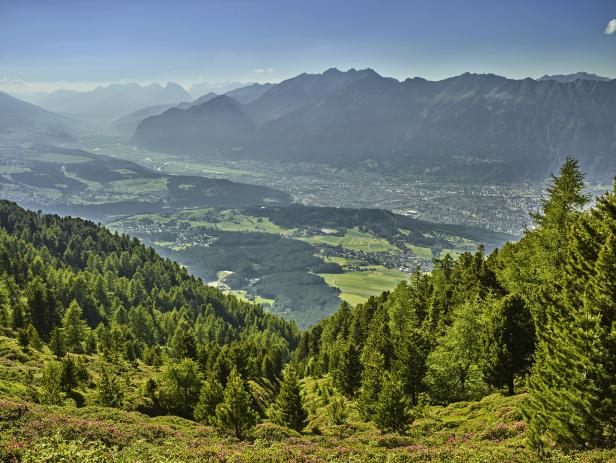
xmin=132 ymin=69 xmax=616 ymax=181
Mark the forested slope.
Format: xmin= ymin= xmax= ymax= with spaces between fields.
xmin=0 ymin=158 xmax=615 ymax=462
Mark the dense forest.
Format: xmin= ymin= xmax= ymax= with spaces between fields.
xmin=0 ymin=199 xmax=298 ymax=419
xmin=294 ymin=157 xmax=616 ymax=450
xmin=0 ymin=157 xmax=614 ymax=461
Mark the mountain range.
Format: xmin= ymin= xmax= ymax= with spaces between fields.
xmin=0 ymin=91 xmax=72 ymax=141
xmin=18 ymin=82 xmax=192 ymax=123
xmin=109 ymin=84 xmax=274 ymax=136
xmin=538 ymin=72 xmax=611 ymax=83
xmin=132 ymin=68 xmax=616 ymax=181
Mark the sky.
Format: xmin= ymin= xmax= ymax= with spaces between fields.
xmin=1 ymin=0 xmax=615 ymax=93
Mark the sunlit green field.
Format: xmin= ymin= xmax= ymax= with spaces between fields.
xmin=405 ymin=243 xmax=433 ymax=258
xmin=301 ymin=227 xmax=395 ymax=252
xmin=320 ymin=266 xmax=409 ymax=305
xmin=176 ymin=209 xmax=292 ymax=235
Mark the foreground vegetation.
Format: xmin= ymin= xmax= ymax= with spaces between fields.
xmin=0 ymin=157 xmax=614 ymax=461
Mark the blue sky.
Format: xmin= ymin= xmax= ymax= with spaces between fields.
xmin=1 ymin=0 xmax=615 ymax=92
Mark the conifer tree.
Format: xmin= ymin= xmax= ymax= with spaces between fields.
xmin=524 ymin=189 xmax=616 ymax=450
xmin=62 ymin=300 xmax=87 ymax=353
xmin=333 ymin=340 xmax=361 ymax=397
xmin=358 ymin=351 xmax=386 ymax=420
xmin=271 ymin=366 xmax=308 ymax=432
xmin=498 ymin=156 xmax=589 ymax=329
xmin=49 ymin=327 xmax=66 ymax=358
xmin=194 ymin=379 xmax=224 ymax=425
xmin=160 ymin=358 xmax=202 ymax=418
xmin=96 ymin=364 xmax=124 ymax=407
xmin=480 ymin=294 xmax=535 ymax=395
xmin=40 ymin=361 xmax=64 ymax=405
xmin=374 ymin=372 xmax=412 ymax=434
xmin=215 ymin=368 xmax=258 ymax=439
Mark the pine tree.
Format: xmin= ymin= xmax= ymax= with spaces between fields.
xmin=374 ymin=372 xmax=413 ymax=434
xmin=49 ymin=328 xmax=66 ymax=358
xmin=358 ymin=351 xmax=386 ymax=420
xmin=172 ymin=329 xmax=197 ymax=359
xmin=160 ymin=358 xmax=202 ymax=418
xmin=498 ymin=157 xmax=589 ymax=330
xmin=96 ymin=364 xmax=124 ymax=407
xmin=26 ymin=278 xmax=57 ymax=339
xmin=215 ymin=368 xmax=258 ymax=439
xmin=40 ymin=361 xmax=64 ymax=405
xmin=524 ymin=189 xmax=616 ymax=450
xmin=333 ymin=340 xmax=361 ymax=397
xmin=480 ymin=294 xmax=535 ymax=395
xmin=62 ymin=300 xmax=87 ymax=353
xmin=194 ymin=379 xmax=224 ymax=425
xmin=271 ymin=366 xmax=308 ymax=432
xmin=425 ymin=298 xmax=487 ymax=403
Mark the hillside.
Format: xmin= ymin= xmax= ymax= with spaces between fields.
xmin=109 ymin=205 xmax=511 ymax=327
xmin=0 ymin=161 xmax=614 ymax=462
xmin=132 ymin=69 xmax=616 ymax=181
xmin=0 ymin=92 xmax=72 ymax=141
xmin=0 ymin=144 xmax=292 ymax=222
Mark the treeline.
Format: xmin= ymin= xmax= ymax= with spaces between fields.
xmin=0 ymin=199 xmax=303 ymax=432
xmin=294 ymin=157 xmax=616 ymax=450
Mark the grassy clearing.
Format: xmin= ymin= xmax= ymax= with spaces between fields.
xmin=227 ymin=289 xmax=275 ymax=306
xmin=0 ymin=166 xmax=30 ymax=174
xmin=405 ymin=244 xmax=433 ymax=259
xmin=104 ymin=178 xmax=168 ymax=194
xmin=302 ymin=227 xmax=395 ymax=252
xmin=320 ymin=266 xmax=408 ymax=305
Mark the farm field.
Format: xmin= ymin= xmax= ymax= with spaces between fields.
xmin=320 ymin=266 xmax=409 ymax=306
xmin=300 ymin=227 xmax=395 ymax=252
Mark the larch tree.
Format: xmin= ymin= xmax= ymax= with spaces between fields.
xmin=271 ymin=366 xmax=308 ymax=432
xmin=215 ymin=368 xmax=258 ymax=439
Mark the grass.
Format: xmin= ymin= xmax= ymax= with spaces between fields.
xmin=0 ymin=166 xmax=31 ymax=174
xmin=82 ymin=141 xmax=264 ymax=178
xmin=405 ymin=244 xmax=433 ymax=259
xmin=302 ymin=227 xmax=395 ymax=252
xmin=104 ymin=178 xmax=168 ymax=194
xmin=320 ymin=266 xmax=408 ymax=306
xmin=226 ymin=289 xmax=275 ymax=306
xmin=173 ymin=209 xmax=293 ymax=235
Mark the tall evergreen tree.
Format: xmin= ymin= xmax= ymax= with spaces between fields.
xmin=271 ymin=366 xmax=308 ymax=432
xmin=497 ymin=156 xmax=589 ymax=329
xmin=194 ymin=379 xmax=224 ymax=425
xmin=480 ymin=294 xmax=535 ymax=395
xmin=62 ymin=300 xmax=87 ymax=353
xmin=524 ymin=189 xmax=616 ymax=450
xmin=374 ymin=372 xmax=413 ymax=434
xmin=333 ymin=340 xmax=361 ymax=397
xmin=215 ymin=368 xmax=258 ymax=439
xmin=96 ymin=364 xmax=124 ymax=407
xmin=160 ymin=358 xmax=202 ymax=418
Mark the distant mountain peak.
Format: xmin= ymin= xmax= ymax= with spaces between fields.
xmin=538 ymin=72 xmax=611 ymax=83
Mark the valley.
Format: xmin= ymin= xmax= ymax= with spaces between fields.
xmin=0 ymin=132 xmax=514 ymax=328
xmin=106 ymin=204 xmax=506 ymax=327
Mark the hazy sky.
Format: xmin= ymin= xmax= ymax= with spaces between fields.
xmin=1 ymin=0 xmax=615 ymax=93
